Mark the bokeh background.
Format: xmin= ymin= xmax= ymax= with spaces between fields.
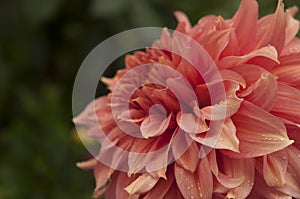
xmin=0 ymin=0 xmax=299 ymax=198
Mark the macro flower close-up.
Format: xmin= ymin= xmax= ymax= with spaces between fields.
xmin=74 ymin=0 xmax=300 ymax=198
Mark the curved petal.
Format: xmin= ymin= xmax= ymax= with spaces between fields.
xmin=284 ymin=11 xmax=300 ymax=46
xmin=281 ymin=37 xmax=300 ymax=56
xmin=143 ymin=166 xmax=175 ymax=199
xmin=276 ymin=146 xmax=300 ymax=198
xmin=219 ymin=46 xmax=279 ymax=70
xmin=263 ymin=149 xmax=288 ymax=187
xmin=222 ymin=156 xmax=255 ymax=199
xmin=271 ymin=83 xmax=300 ymax=124
xmin=232 ymin=64 xmax=269 ymax=85
xmin=207 ymin=150 xmax=244 ymax=189
xmin=201 ymin=80 xmax=243 ymax=120
xmin=174 ymin=140 xmax=199 ymax=172
xmin=256 ymin=0 xmax=286 ymax=53
xmin=175 ymin=158 xmax=213 ymax=199
xmin=93 ymin=162 xmax=114 ymax=192
xmin=176 ymin=111 xmax=208 ymax=134
xmin=191 ymin=119 xmax=239 ymax=152
xmin=239 ymin=73 xmax=277 ymax=111
xmin=223 ymin=101 xmax=293 ymax=158
xmin=174 ymin=11 xmax=192 ymax=32
xmin=231 ymin=0 xmax=258 ymax=54
xmin=141 ymin=112 xmax=171 ymax=138
xmin=249 ymin=170 xmax=291 ymax=199
xmin=272 ymin=61 xmax=300 ymax=89
xmin=76 ymin=158 xmax=97 ymax=170
xmin=115 ymin=173 xmax=139 ymax=199
xmin=125 ymin=173 xmax=160 ymax=195
xmin=201 ymin=29 xmax=233 ymax=61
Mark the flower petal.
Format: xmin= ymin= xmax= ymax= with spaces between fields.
xmin=222 ymin=156 xmax=255 ymax=199
xmin=141 ymin=111 xmax=171 ymax=138
xmin=207 ymin=150 xmax=244 ymax=189
xmin=191 ymin=119 xmax=239 ymax=152
xmin=76 ymin=158 xmax=97 ymax=170
xmin=256 ymin=0 xmax=286 ymax=53
xmin=176 ymin=111 xmax=208 ymax=134
xmin=223 ymin=101 xmax=293 ymax=158
xmin=219 ymin=46 xmax=279 ymax=70
xmin=271 ymin=83 xmax=300 ymax=124
xmin=125 ymin=173 xmax=160 ymax=195
xmin=143 ymin=166 xmax=175 ymax=199
xmin=276 ymin=146 xmax=300 ymax=198
xmin=239 ymin=73 xmax=277 ymax=111
xmin=284 ymin=11 xmax=300 ymax=46
xmin=281 ymin=37 xmax=300 ymax=56
xmin=115 ymin=173 xmax=140 ymax=199
xmin=174 ymin=11 xmax=192 ymax=32
xmin=175 ymin=157 xmax=213 ymax=199
xmin=272 ymin=59 xmax=300 ymax=89
xmin=94 ymin=162 xmax=114 ymax=191
xmin=263 ymin=149 xmax=288 ymax=187
xmin=201 ymin=29 xmax=233 ymax=61
xmin=201 ymin=80 xmax=243 ymax=120
xmin=175 ymin=140 xmax=199 ymax=172
xmin=249 ymin=170 xmax=291 ymax=199
xmin=231 ymin=0 xmax=258 ymax=54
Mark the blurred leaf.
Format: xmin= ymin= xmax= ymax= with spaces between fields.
xmin=89 ymin=0 xmax=126 ymax=18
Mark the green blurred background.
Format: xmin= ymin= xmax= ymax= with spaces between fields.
xmin=0 ymin=0 xmax=298 ymax=198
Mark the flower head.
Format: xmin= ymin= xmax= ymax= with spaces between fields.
xmin=74 ymin=0 xmax=300 ymax=198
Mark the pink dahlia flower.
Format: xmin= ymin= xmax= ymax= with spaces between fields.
xmin=74 ymin=0 xmax=300 ymax=198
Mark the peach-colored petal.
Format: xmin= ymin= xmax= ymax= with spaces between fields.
xmin=190 ymin=15 xmax=216 ymax=40
xmin=276 ymin=147 xmax=300 ymax=198
xmin=140 ymin=112 xmax=171 ymax=138
xmin=272 ymin=60 xmax=300 ymax=89
xmin=176 ymin=111 xmax=208 ymax=134
xmin=271 ymin=83 xmax=300 ymax=124
xmin=231 ymin=0 xmax=258 ymax=54
xmin=143 ymin=166 xmax=175 ymax=199
xmin=239 ymin=73 xmax=277 ymax=111
xmin=94 ymin=162 xmax=114 ymax=191
xmin=232 ymin=64 xmax=269 ymax=85
xmin=73 ymin=96 xmax=110 ymax=127
xmin=284 ymin=11 xmax=300 ymax=46
xmin=248 ymin=171 xmax=291 ymax=199
xmin=223 ymin=156 xmax=255 ymax=199
xmin=220 ymin=69 xmax=246 ymax=88
xmin=219 ymin=45 xmax=279 ymax=70
xmin=174 ymin=11 xmax=192 ymax=32
xmin=223 ymin=101 xmax=293 ymax=158
xmin=256 ymin=0 xmax=286 ymax=53
xmin=208 ymin=150 xmax=244 ymax=189
xmin=263 ymin=149 xmax=288 ymax=187
xmin=76 ymin=158 xmax=97 ymax=170
xmin=281 ymin=37 xmax=300 ymax=56
xmin=201 ymin=81 xmax=243 ymax=121
xmin=175 ymin=158 xmax=213 ymax=199
xmin=125 ymin=173 xmax=160 ymax=195
xmin=115 ymin=173 xmax=139 ymax=199
xmin=174 ymin=140 xmax=199 ymax=172
xmin=201 ymin=29 xmax=233 ymax=61
xmin=191 ymin=119 xmax=239 ymax=152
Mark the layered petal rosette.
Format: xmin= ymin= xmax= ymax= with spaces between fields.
xmin=74 ymin=0 xmax=300 ymax=198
